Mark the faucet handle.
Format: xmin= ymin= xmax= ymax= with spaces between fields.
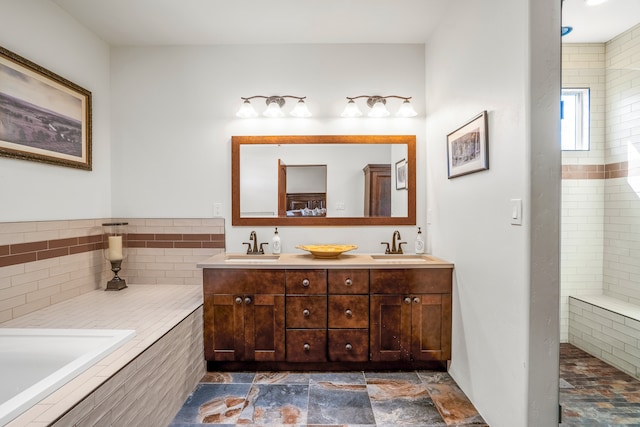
xmin=397 ymin=242 xmax=407 ymax=254
xmin=380 ymin=242 xmax=391 ymax=254
xmin=242 ymin=242 xmax=252 ymax=254
xmin=259 ymin=242 xmax=268 ymax=254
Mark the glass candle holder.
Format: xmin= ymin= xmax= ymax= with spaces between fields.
xmin=102 ymin=222 xmax=128 ymax=291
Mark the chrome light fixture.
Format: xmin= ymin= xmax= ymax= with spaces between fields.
xmin=341 ymin=95 xmax=417 ymax=118
xmin=236 ymin=95 xmax=311 ymax=118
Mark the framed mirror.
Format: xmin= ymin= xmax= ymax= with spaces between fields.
xmin=232 ymin=135 xmax=416 ymax=226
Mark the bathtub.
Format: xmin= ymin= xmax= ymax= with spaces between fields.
xmin=0 ymin=328 xmax=135 ymax=426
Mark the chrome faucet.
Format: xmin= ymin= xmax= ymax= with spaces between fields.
xmin=243 ymin=230 xmax=266 ymax=254
xmin=381 ymin=230 xmax=406 ymax=254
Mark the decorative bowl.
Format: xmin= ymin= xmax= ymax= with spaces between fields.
xmin=295 ymin=244 xmax=358 ymax=259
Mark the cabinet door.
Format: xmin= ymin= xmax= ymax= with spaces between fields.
xmin=370 ymin=295 xmax=411 ymax=362
xmin=204 ymin=293 xmax=244 ymax=361
xmin=411 ymin=294 xmax=452 ymax=361
xmin=245 ymin=294 xmax=286 ymax=362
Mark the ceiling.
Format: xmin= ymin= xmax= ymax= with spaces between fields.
xmin=50 ymin=0 xmax=639 ymax=46
xmin=561 ymin=0 xmax=640 ymax=43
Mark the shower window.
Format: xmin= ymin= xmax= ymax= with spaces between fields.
xmin=561 ymin=88 xmax=590 ymax=151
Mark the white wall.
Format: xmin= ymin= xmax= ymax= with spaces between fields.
xmin=0 ymin=0 xmax=112 ymax=222
xmin=425 ymin=0 xmax=560 ymax=426
xmin=110 ymin=44 xmax=427 ymax=253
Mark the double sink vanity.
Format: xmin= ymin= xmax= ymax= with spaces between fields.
xmin=197 ymin=252 xmax=454 ymax=371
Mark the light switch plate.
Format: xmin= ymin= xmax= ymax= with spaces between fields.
xmin=510 ymin=199 xmax=522 ymax=225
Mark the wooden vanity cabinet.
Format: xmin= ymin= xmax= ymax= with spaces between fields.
xmin=285 ymin=270 xmax=328 ymax=362
xmin=327 ymin=270 xmax=369 ymax=362
xmin=370 ymin=268 xmax=452 ymax=362
xmin=203 ymin=269 xmax=285 ymax=362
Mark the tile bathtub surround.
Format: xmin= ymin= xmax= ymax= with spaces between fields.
xmin=169 ymin=371 xmax=487 ymax=426
xmin=1 ymin=284 xmax=204 ymax=427
xmin=0 ymin=218 xmax=225 ymax=321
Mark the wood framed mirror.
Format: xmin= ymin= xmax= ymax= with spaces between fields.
xmin=232 ymin=135 xmax=416 ymax=226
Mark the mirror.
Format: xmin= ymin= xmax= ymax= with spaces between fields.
xmin=232 ymin=135 xmax=416 ymax=226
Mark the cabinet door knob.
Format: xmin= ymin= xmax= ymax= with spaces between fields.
xmin=302 ymin=279 xmax=310 ymax=287
xmin=345 ymin=309 xmax=353 ymax=317
xmin=245 ymin=297 xmax=252 ymax=305
xmin=303 ymin=343 xmax=310 ymax=351
xmin=345 ymin=343 xmax=353 ymax=351
xmin=404 ymin=297 xmax=411 ymax=304
xmin=303 ymin=309 xmax=310 ymax=317
xmin=235 ymin=297 xmax=243 ymax=305
xmin=413 ymin=297 xmax=420 ymax=304
xmin=345 ymin=278 xmax=352 ymax=286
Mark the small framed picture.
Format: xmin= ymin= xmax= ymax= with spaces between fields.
xmin=447 ymin=111 xmax=489 ymax=179
xmin=395 ymin=158 xmax=408 ymax=190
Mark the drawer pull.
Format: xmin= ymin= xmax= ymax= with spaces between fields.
xmin=303 ymin=343 xmax=310 ymax=351
xmin=345 ymin=309 xmax=353 ymax=318
xmin=345 ymin=343 xmax=353 ymax=351
xmin=235 ymin=297 xmax=243 ymax=305
xmin=303 ymin=309 xmax=310 ymax=317
xmin=413 ymin=297 xmax=420 ymax=304
xmin=302 ymin=279 xmax=310 ymax=287
xmin=245 ymin=297 xmax=252 ymax=305
xmin=404 ymin=297 xmax=411 ymax=305
xmin=345 ymin=278 xmax=353 ymax=286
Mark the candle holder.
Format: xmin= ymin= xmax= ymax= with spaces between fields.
xmin=102 ymin=222 xmax=128 ymax=291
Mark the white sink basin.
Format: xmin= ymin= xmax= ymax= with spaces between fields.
xmin=370 ymin=254 xmax=433 ymax=263
xmin=224 ymin=254 xmax=280 ymax=263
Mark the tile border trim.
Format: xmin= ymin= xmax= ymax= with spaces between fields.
xmin=562 ymin=161 xmax=629 ymax=179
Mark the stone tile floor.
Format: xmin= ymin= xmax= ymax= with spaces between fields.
xmin=168 ymin=370 xmax=487 ymax=426
xmin=560 ymin=343 xmax=640 ymax=426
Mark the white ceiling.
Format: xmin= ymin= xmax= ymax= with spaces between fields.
xmin=50 ymin=0 xmax=452 ymax=45
xmin=50 ymin=0 xmax=639 ymax=45
xmin=561 ymin=0 xmax=640 ymax=43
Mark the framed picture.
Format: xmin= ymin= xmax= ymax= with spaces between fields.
xmin=395 ymin=158 xmax=408 ymax=190
xmin=447 ymin=111 xmax=489 ymax=179
xmin=0 ymin=46 xmax=92 ymax=170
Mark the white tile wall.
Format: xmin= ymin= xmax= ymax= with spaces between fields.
xmin=561 ymin=43 xmax=607 ymax=341
xmin=603 ymin=24 xmax=640 ymax=305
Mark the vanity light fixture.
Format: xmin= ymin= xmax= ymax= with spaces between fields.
xmin=341 ymin=95 xmax=418 ymax=118
xmin=236 ymin=95 xmax=311 ymax=118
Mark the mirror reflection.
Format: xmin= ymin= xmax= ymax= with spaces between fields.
xmin=232 ymin=135 xmax=416 ymax=226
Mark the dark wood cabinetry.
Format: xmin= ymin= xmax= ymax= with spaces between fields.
xmin=203 ymin=266 xmax=451 ymax=370
xmin=203 ymin=269 xmax=285 ymax=362
xmin=370 ymin=269 xmax=452 ymax=362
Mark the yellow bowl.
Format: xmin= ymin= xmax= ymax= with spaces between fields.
xmin=296 ymin=244 xmax=358 ymax=259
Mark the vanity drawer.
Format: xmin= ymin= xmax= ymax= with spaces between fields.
xmin=328 ymin=270 xmax=369 ymax=294
xmin=286 ymin=296 xmax=327 ymax=328
xmin=328 ymin=329 xmax=369 ymax=362
xmin=328 ymin=295 xmax=369 ymax=329
xmin=286 ymin=270 xmax=327 ymax=294
xmin=369 ymin=269 xmax=452 ymax=294
xmin=286 ymin=329 xmax=327 ymax=362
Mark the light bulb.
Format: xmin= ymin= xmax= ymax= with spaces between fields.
xmin=236 ymin=100 xmax=258 ymax=118
xmin=290 ymin=100 xmax=312 ymax=117
xmin=396 ymin=100 xmax=418 ymax=117
xmin=263 ymin=101 xmax=285 ymax=118
xmin=368 ymin=100 xmax=390 ymax=118
xmin=341 ymin=100 xmax=363 ymax=117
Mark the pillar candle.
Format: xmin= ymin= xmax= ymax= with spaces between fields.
xmin=108 ymin=236 xmax=123 ymax=261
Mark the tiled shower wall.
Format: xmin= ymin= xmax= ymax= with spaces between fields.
xmin=561 ymin=24 xmax=640 ymax=341
xmin=561 ymin=43 xmax=606 ymax=341
xmin=602 ymin=26 xmax=640 ymax=304
xmin=0 ymin=218 xmax=224 ymax=323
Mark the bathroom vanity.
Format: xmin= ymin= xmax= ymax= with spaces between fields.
xmin=198 ymin=253 xmax=453 ymax=371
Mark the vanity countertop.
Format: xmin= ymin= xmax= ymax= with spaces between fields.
xmin=197 ymin=252 xmax=454 ymax=269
